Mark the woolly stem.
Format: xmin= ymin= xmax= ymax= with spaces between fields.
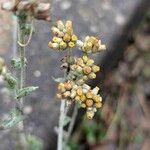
xmin=57 ymin=48 xmax=73 ymax=150
xmin=66 ymin=104 xmax=78 ymax=142
xmin=16 ymin=13 xmax=27 ymax=148
xmin=57 ymin=100 xmax=66 ymax=150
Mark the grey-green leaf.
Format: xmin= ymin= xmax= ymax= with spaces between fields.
xmin=0 ymin=110 xmax=23 ymax=130
xmin=16 ymin=86 xmax=38 ymax=99
xmin=11 ymin=58 xmax=27 ymax=69
xmin=4 ymin=73 xmax=17 ymax=89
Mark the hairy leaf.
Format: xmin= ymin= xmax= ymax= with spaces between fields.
xmin=0 ymin=109 xmax=23 ymax=130
xmin=4 ymin=73 xmax=17 ymax=89
xmin=16 ymin=86 xmax=38 ymax=99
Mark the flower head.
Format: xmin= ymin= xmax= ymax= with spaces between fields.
xmin=77 ymin=36 xmax=106 ymax=53
xmin=56 ymin=80 xmax=102 ymax=119
xmin=48 ymin=20 xmax=78 ymax=51
xmin=70 ymin=56 xmax=100 ymax=81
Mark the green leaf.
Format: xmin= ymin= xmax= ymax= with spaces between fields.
xmin=11 ymin=58 xmax=27 ymax=69
xmin=52 ymin=77 xmax=65 ymax=83
xmin=0 ymin=109 xmax=23 ymax=130
xmin=63 ymin=116 xmax=71 ymax=127
xmin=16 ymin=86 xmax=38 ymax=99
xmin=4 ymin=73 xmax=17 ymax=89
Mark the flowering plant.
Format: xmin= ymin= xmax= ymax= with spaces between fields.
xmin=48 ymin=20 xmax=106 ymax=149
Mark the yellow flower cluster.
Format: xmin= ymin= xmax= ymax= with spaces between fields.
xmin=0 ymin=57 xmax=7 ymax=75
xmin=70 ymin=55 xmax=100 ymax=80
xmin=77 ymin=36 xmax=106 ymax=53
xmin=56 ymin=81 xmax=102 ymax=119
xmin=74 ymin=85 xmax=102 ymax=119
xmin=48 ymin=20 xmax=78 ymax=50
xmin=56 ymin=80 xmax=74 ymax=100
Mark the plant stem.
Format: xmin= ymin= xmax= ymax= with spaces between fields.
xmin=17 ymin=14 xmax=27 ymax=149
xmin=57 ymin=48 xmax=72 ymax=150
xmin=57 ymin=100 xmax=66 ymax=150
xmin=66 ymin=104 xmax=78 ymax=142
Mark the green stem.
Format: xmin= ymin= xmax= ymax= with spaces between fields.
xmin=16 ymin=14 xmax=27 ymax=149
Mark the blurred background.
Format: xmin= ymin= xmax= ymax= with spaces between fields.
xmin=0 ymin=0 xmax=149 ymax=149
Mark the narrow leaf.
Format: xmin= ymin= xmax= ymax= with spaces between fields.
xmin=0 ymin=109 xmax=23 ymax=130
xmin=4 ymin=73 xmax=17 ymax=89
xmin=16 ymin=86 xmax=38 ymax=99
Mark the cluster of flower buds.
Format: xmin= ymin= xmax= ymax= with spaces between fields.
xmin=1 ymin=0 xmax=51 ymax=21
xmin=0 ymin=57 xmax=7 ymax=75
xmin=48 ymin=20 xmax=106 ymax=119
xmin=56 ymin=80 xmax=102 ymax=119
xmin=56 ymin=80 xmax=74 ymax=100
xmin=48 ymin=20 xmax=78 ymax=50
xmin=77 ymin=36 xmax=106 ymax=53
xmin=75 ymin=85 xmax=102 ymax=119
xmin=70 ymin=55 xmax=100 ymax=80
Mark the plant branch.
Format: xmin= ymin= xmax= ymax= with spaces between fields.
xmin=57 ymin=100 xmax=66 ymax=150
xmin=66 ymin=104 xmax=78 ymax=143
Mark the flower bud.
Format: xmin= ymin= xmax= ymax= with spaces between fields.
xmin=68 ymin=41 xmax=75 ymax=48
xmin=82 ymin=56 xmax=88 ymax=63
xmin=58 ymin=83 xmax=66 ymax=93
xmin=63 ymin=33 xmax=71 ymax=42
xmin=52 ymin=43 xmax=59 ymax=49
xmin=92 ymin=86 xmax=99 ymax=95
xmin=88 ymin=73 xmax=96 ymax=79
xmin=83 ymin=66 xmax=92 ymax=74
xmin=63 ymin=91 xmax=71 ymax=98
xmin=65 ymin=20 xmax=73 ymax=34
xmin=92 ymin=65 xmax=100 ymax=72
xmin=85 ymin=36 xmax=90 ymax=41
xmin=86 ymin=91 xmax=93 ymax=99
xmin=83 ymin=75 xmax=88 ymax=80
xmin=57 ymin=20 xmax=65 ymax=31
xmin=81 ymin=103 xmax=86 ymax=108
xmin=71 ymin=35 xmax=78 ymax=42
xmin=76 ymin=66 xmax=82 ymax=72
xmin=75 ymin=95 xmax=80 ymax=101
xmin=82 ymin=84 xmax=91 ymax=90
xmin=53 ymin=37 xmax=62 ymax=43
xmin=77 ymin=40 xmax=84 ymax=48
xmin=59 ymin=41 xmax=67 ymax=50
xmin=93 ymin=95 xmax=102 ymax=102
xmin=86 ymin=99 xmax=93 ymax=107
xmin=86 ymin=59 xmax=94 ymax=66
xmin=64 ymin=81 xmax=72 ymax=90
xmin=56 ymin=93 xmax=62 ymax=99
xmin=98 ymin=44 xmax=106 ymax=51
xmin=94 ymin=102 xmax=102 ymax=108
xmin=70 ymin=90 xmax=76 ymax=99
xmin=76 ymin=88 xmax=83 ymax=96
xmin=51 ymin=27 xmax=61 ymax=35
xmin=80 ymin=94 xmax=86 ymax=102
